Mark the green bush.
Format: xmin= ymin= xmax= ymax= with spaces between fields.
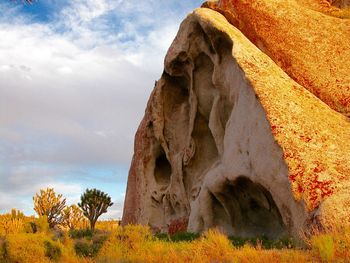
xmin=44 ymin=240 xmax=62 ymax=261
xmin=156 ymin=232 xmax=200 ymax=242
xmin=73 ymin=231 xmax=108 ymax=258
xmin=74 ymin=239 xmax=91 ymax=257
xmin=229 ymin=235 xmax=297 ymax=249
xmin=74 ymin=239 xmax=101 ymax=258
xmin=69 ymin=228 xmax=94 ymax=239
xmin=155 ymin=232 xmax=296 ymax=249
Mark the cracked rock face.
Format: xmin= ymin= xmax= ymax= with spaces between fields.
xmin=122 ymin=7 xmax=350 ymax=239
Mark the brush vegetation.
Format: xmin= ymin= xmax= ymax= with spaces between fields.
xmin=1 ymin=210 xmax=350 ymax=262
xmin=1 ymin=188 xmax=349 ymax=262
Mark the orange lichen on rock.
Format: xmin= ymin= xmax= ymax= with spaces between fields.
xmin=298 ymin=0 xmax=350 ymax=18
xmin=207 ymin=0 xmax=350 ymax=117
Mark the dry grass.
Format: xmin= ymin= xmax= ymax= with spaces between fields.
xmin=1 ymin=210 xmax=350 ymax=262
xmin=95 ymin=220 xmax=120 ymax=232
xmin=94 ymin=227 xmax=312 ymax=263
xmin=308 ymin=226 xmax=350 ymax=262
xmin=5 ymin=233 xmax=51 ymax=263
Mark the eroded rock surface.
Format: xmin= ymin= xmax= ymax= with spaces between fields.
xmin=208 ymin=0 xmax=350 ymax=117
xmin=122 ymin=6 xmax=350 ymax=239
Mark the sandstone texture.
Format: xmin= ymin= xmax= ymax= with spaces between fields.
xmin=122 ymin=1 xmax=350 ymax=239
xmin=208 ymin=0 xmax=350 ymax=117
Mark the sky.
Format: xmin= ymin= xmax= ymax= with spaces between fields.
xmin=0 ymin=0 xmax=203 ymax=219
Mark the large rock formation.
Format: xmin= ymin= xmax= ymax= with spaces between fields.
xmin=122 ymin=1 xmax=350 ymax=239
xmin=207 ymin=0 xmax=350 ymax=117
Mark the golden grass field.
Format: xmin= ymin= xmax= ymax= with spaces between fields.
xmin=1 ymin=210 xmax=350 ymax=263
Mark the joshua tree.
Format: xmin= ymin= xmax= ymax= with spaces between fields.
xmin=61 ymin=204 xmax=85 ymax=230
xmin=78 ymin=188 xmax=113 ymax=230
xmin=33 ymin=188 xmax=66 ymax=228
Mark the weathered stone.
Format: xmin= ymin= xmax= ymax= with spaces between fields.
xmin=122 ymin=6 xmax=350 ymax=239
xmin=208 ymin=0 xmax=350 ymax=117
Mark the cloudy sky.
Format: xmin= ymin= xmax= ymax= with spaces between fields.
xmin=0 ymin=0 xmax=202 ymax=219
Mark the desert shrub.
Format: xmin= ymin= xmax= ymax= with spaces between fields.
xmin=229 ymin=235 xmax=297 ymax=249
xmin=95 ymin=220 xmax=120 ymax=231
xmin=74 ymin=239 xmax=94 ymax=257
xmin=24 ymin=221 xmax=36 ymax=233
xmin=4 ymin=232 xmax=78 ymax=263
xmin=154 ymin=233 xmax=171 ymax=242
xmin=33 ymin=215 xmax=50 ymax=234
xmin=51 ymin=228 xmax=66 ymax=243
xmin=44 ymin=240 xmax=62 ymax=261
xmin=117 ymin=224 xmax=153 ymax=250
xmin=0 ymin=216 xmax=24 ymax=235
xmin=332 ymin=228 xmax=350 ymax=259
xmin=58 ymin=233 xmax=85 ymax=263
xmin=95 ymin=226 xmax=311 ymax=263
xmin=0 ymin=209 xmax=32 ymax=235
xmin=95 ymin=232 xmax=123 ymax=263
xmin=129 ymin=240 xmax=192 ymax=263
xmin=96 ymin=226 xmax=153 ymax=262
xmin=0 ymin=209 xmax=39 ymax=236
xmin=155 ymin=231 xmax=297 ymax=249
xmin=5 ymin=233 xmax=50 ymax=263
xmin=97 ymin=225 xmax=155 ymax=262
xmin=311 ymin=234 xmax=334 ymax=262
xmin=73 ymin=231 xmax=108 ymax=258
xmin=310 ymin=228 xmax=350 ymax=262
xmin=5 ymin=221 xmax=348 ymax=262
xmin=29 ymin=215 xmax=56 ymax=235
xmin=271 ymin=236 xmax=298 ymax=249
xmin=229 ymin=236 xmax=251 ymax=248
xmin=92 ymin=232 xmax=109 ymax=252
xmin=0 ymin=237 xmax=6 ymax=262
xmin=191 ymin=229 xmax=234 ymax=262
xmin=74 ymin=239 xmax=103 ymax=258
xmin=69 ymin=228 xmax=94 ymax=239
xmin=235 ymin=244 xmax=277 ymax=262
xmin=156 ymin=232 xmax=200 ymax=242
xmin=123 ymin=229 xmax=235 ymax=263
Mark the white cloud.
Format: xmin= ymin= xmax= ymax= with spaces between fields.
xmin=0 ymin=0 xmax=202 ymax=217
xmin=61 ymin=0 xmax=120 ymax=24
xmin=0 ymin=22 xmax=152 ymax=166
xmin=57 ymin=66 xmax=73 ymax=74
xmin=0 ymin=65 xmax=12 ymax=71
xmin=43 ymin=182 xmax=82 ymax=196
xmin=101 ymin=200 xmax=124 ymax=220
